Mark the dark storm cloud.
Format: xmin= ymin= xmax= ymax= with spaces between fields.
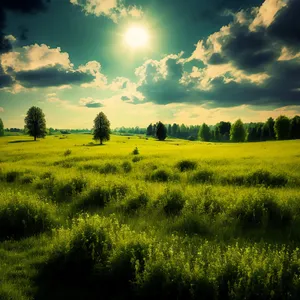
xmin=268 ymin=0 xmax=300 ymax=47
xmin=207 ymin=53 xmax=228 ymax=65
xmin=15 ymin=67 xmax=94 ymax=88
xmin=0 ymin=0 xmax=50 ymax=88
xmin=220 ymin=26 xmax=280 ymax=73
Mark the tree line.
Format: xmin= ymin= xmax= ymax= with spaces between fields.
xmin=146 ymin=115 xmax=300 ymax=142
xmin=0 ymin=106 xmax=299 ymax=143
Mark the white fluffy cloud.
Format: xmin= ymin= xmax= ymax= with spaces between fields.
xmin=70 ymin=0 xmax=143 ymax=23
xmin=1 ymin=44 xmax=72 ymax=72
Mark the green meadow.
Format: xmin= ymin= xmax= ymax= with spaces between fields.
xmin=1 ymin=134 xmax=300 ymax=299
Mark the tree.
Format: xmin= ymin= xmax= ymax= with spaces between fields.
xmin=274 ymin=115 xmax=290 ymax=140
xmin=146 ymin=123 xmax=153 ymax=136
xmin=0 ymin=118 xmax=4 ymax=137
xmin=93 ymin=112 xmax=110 ymax=145
xmin=216 ymin=121 xmax=231 ymax=141
xmin=156 ymin=121 xmax=167 ymax=141
xmin=264 ymin=117 xmax=275 ymax=140
xmin=290 ymin=116 xmax=300 ymax=139
xmin=198 ymin=123 xmax=211 ymax=141
xmin=24 ymin=106 xmax=47 ymax=141
xmin=168 ymin=124 xmax=172 ymax=137
xmin=230 ymin=119 xmax=246 ymax=142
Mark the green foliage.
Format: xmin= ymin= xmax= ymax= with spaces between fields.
xmin=156 ymin=121 xmax=167 ymax=141
xmin=290 ymin=115 xmax=300 ymax=139
xmin=199 ymin=123 xmax=211 ymax=141
xmin=24 ymin=106 xmax=47 ymax=141
xmin=132 ymin=147 xmax=139 ymax=155
xmin=0 ymin=118 xmax=4 ymax=137
xmin=100 ymin=162 xmax=118 ymax=174
xmin=0 ymin=191 xmax=57 ymax=240
xmin=149 ymin=168 xmax=172 ymax=182
xmin=132 ymin=156 xmax=143 ymax=162
xmin=191 ymin=170 xmax=214 ymax=183
xmin=64 ymin=149 xmax=72 ymax=156
xmin=230 ymin=119 xmax=246 ymax=142
xmin=274 ymin=115 xmax=290 ymax=140
xmin=122 ymin=192 xmax=150 ymax=213
xmin=161 ymin=189 xmax=185 ymax=216
xmin=176 ymin=160 xmax=197 ymax=172
xmin=93 ymin=112 xmax=110 ymax=145
xmin=247 ymin=169 xmax=288 ymax=187
xmin=122 ymin=161 xmax=133 ymax=173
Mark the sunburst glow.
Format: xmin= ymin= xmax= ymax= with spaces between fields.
xmin=124 ymin=27 xmax=149 ymax=48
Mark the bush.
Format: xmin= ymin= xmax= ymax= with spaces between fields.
xmin=54 ymin=177 xmax=87 ymax=201
xmin=132 ymin=156 xmax=142 ymax=163
xmin=100 ymin=163 xmax=118 ymax=174
xmin=132 ymin=147 xmax=139 ymax=155
xmin=123 ymin=192 xmax=150 ymax=213
xmin=246 ymin=169 xmax=288 ymax=187
xmin=78 ymin=186 xmax=111 ymax=209
xmin=173 ymin=214 xmax=210 ymax=236
xmin=232 ymin=191 xmax=292 ymax=230
xmin=44 ymin=216 xmax=113 ymax=279
xmin=64 ymin=149 xmax=72 ymax=157
xmin=122 ymin=161 xmax=132 ymax=173
xmin=176 ymin=160 xmax=197 ymax=172
xmin=109 ymin=242 xmax=149 ymax=289
xmin=161 ymin=189 xmax=185 ymax=216
xmin=0 ymin=192 xmax=57 ymax=240
xmin=191 ymin=170 xmax=214 ymax=183
xmin=149 ymin=169 xmax=172 ymax=182
xmin=20 ymin=174 xmax=35 ymax=184
xmin=6 ymin=171 xmax=19 ymax=183
xmin=110 ymin=183 xmax=130 ymax=199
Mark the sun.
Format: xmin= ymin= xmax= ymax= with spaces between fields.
xmin=124 ymin=27 xmax=149 ymax=48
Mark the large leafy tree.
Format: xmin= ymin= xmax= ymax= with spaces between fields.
xmin=230 ymin=119 xmax=246 ymax=142
xmin=24 ymin=106 xmax=47 ymax=141
xmin=274 ymin=115 xmax=290 ymax=140
xmin=146 ymin=123 xmax=153 ymax=136
xmin=215 ymin=121 xmax=231 ymax=141
xmin=156 ymin=121 xmax=167 ymax=141
xmin=93 ymin=112 xmax=110 ymax=145
xmin=198 ymin=123 xmax=211 ymax=141
xmin=290 ymin=115 xmax=300 ymax=139
xmin=0 ymin=118 xmax=4 ymax=137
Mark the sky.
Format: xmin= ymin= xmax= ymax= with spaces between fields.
xmin=0 ymin=0 xmax=300 ymax=129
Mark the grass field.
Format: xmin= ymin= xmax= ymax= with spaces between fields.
xmin=0 ymin=134 xmax=300 ymax=299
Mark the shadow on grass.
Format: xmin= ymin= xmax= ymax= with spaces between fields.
xmin=8 ymin=140 xmax=37 ymax=144
xmin=82 ymin=143 xmax=106 ymax=147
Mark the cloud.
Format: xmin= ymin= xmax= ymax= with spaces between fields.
xmin=0 ymin=44 xmax=107 ymax=90
xmin=131 ymin=0 xmax=300 ymax=109
xmin=70 ymin=0 xmax=143 ymax=23
xmin=79 ymin=97 xmax=104 ymax=108
xmin=15 ymin=66 xmax=94 ymax=88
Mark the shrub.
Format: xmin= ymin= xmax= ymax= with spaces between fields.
xmin=191 ymin=170 xmax=214 ymax=183
xmin=0 ymin=193 xmax=57 ymax=240
xmin=78 ymin=186 xmax=111 ymax=209
xmin=176 ymin=160 xmax=197 ymax=172
xmin=149 ymin=169 xmax=172 ymax=182
xmin=132 ymin=147 xmax=139 ymax=155
xmin=6 ymin=171 xmax=19 ymax=183
xmin=122 ymin=161 xmax=132 ymax=173
xmin=161 ymin=189 xmax=185 ymax=216
xmin=44 ymin=216 xmax=113 ymax=279
xmin=64 ymin=149 xmax=72 ymax=157
xmin=109 ymin=242 xmax=149 ymax=289
xmin=132 ymin=156 xmax=142 ymax=163
xmin=110 ymin=183 xmax=130 ymax=200
xmin=100 ymin=163 xmax=118 ymax=174
xmin=20 ymin=174 xmax=35 ymax=184
xmin=173 ymin=215 xmax=210 ymax=236
xmin=54 ymin=177 xmax=87 ymax=201
xmin=246 ymin=169 xmax=288 ymax=187
xmin=232 ymin=191 xmax=292 ymax=230
xmin=123 ymin=192 xmax=150 ymax=213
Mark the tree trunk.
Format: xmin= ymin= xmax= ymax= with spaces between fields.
xmin=34 ymin=136 xmax=36 ymax=141
xmin=100 ymin=139 xmax=103 ymax=145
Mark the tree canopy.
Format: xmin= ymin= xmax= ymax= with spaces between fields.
xmin=230 ymin=119 xmax=246 ymax=142
xmin=24 ymin=106 xmax=47 ymax=141
xmin=274 ymin=116 xmax=290 ymax=140
xmin=0 ymin=118 xmax=4 ymax=137
xmin=199 ymin=123 xmax=211 ymax=142
xmin=93 ymin=112 xmax=110 ymax=145
xmin=156 ymin=121 xmax=167 ymax=141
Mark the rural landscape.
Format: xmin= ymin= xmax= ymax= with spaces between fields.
xmin=1 ymin=0 xmax=300 ymax=298
xmin=0 ymin=108 xmax=300 ymax=299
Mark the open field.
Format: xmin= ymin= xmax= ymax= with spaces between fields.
xmin=1 ymin=134 xmax=300 ymax=299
